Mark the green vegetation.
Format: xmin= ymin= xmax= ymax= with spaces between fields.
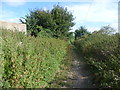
xmin=74 ymin=26 xmax=120 ymax=87
xmin=49 ymin=45 xmax=73 ymax=88
xmin=0 ymin=4 xmax=119 ymax=88
xmin=0 ymin=29 xmax=68 ymax=88
xmin=75 ymin=26 xmax=91 ymax=40
xmin=20 ymin=5 xmax=75 ymax=39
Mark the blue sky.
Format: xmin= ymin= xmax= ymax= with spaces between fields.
xmin=0 ymin=0 xmax=119 ymax=32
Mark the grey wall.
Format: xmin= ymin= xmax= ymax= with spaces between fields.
xmin=0 ymin=21 xmax=27 ymax=34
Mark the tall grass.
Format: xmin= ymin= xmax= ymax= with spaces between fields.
xmin=0 ymin=29 xmax=68 ymax=88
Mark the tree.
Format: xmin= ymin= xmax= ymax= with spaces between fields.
xmin=51 ymin=5 xmax=75 ymax=38
xmin=20 ymin=9 xmax=55 ymax=37
xmin=20 ymin=5 xmax=75 ymax=38
xmin=75 ymin=26 xmax=90 ymax=40
xmin=95 ymin=25 xmax=116 ymax=35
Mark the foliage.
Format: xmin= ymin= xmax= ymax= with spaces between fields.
xmin=74 ymin=28 xmax=120 ymax=87
xmin=51 ymin=5 xmax=75 ymax=38
xmin=49 ymin=45 xmax=73 ymax=88
xmin=20 ymin=5 xmax=75 ymax=39
xmin=1 ymin=29 xmax=68 ymax=88
xmin=67 ymin=32 xmax=75 ymax=44
xmin=99 ymin=25 xmax=116 ymax=35
xmin=75 ymin=26 xmax=91 ymax=40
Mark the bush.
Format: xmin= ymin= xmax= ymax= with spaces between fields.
xmin=75 ymin=33 xmax=120 ymax=87
xmin=0 ymin=29 xmax=68 ymax=88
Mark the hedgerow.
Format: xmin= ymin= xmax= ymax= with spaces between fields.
xmin=0 ymin=29 xmax=68 ymax=88
xmin=75 ymin=33 xmax=120 ymax=87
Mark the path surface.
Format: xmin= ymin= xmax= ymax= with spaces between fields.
xmin=64 ymin=46 xmax=95 ymax=88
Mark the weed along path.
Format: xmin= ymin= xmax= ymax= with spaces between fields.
xmin=64 ymin=45 xmax=95 ymax=88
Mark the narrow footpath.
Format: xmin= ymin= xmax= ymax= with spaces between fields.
xmin=63 ymin=45 xmax=95 ymax=88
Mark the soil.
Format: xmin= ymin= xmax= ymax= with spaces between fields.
xmin=62 ymin=46 xmax=95 ymax=88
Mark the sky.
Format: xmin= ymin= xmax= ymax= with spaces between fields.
xmin=0 ymin=0 xmax=119 ymax=32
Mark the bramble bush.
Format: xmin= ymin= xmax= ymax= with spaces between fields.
xmin=0 ymin=29 xmax=68 ymax=88
xmin=75 ymin=32 xmax=120 ymax=87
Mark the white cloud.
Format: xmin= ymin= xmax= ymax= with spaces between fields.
xmin=2 ymin=0 xmax=26 ymax=6
xmin=0 ymin=17 xmax=20 ymax=23
xmin=0 ymin=9 xmax=20 ymax=23
xmin=5 ymin=18 xmax=20 ymax=23
xmin=66 ymin=1 xmax=117 ymax=23
xmin=43 ymin=7 xmax=47 ymax=11
xmin=0 ymin=9 xmax=14 ymax=18
xmin=1 ymin=0 xmax=118 ymax=32
xmin=87 ymin=0 xmax=118 ymax=22
xmin=111 ymin=23 xmax=118 ymax=31
xmin=85 ymin=23 xmax=118 ymax=33
xmin=87 ymin=27 xmax=100 ymax=32
xmin=65 ymin=0 xmax=118 ymax=32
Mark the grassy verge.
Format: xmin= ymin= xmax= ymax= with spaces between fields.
xmin=49 ymin=45 xmax=73 ymax=88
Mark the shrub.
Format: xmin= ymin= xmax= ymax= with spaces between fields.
xmin=0 ymin=29 xmax=68 ymax=88
xmin=75 ymin=33 xmax=120 ymax=87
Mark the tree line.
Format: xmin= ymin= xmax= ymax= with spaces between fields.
xmin=20 ymin=5 xmax=117 ymax=40
xmin=20 ymin=5 xmax=74 ymax=39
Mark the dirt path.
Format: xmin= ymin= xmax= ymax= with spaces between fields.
xmin=64 ymin=46 xmax=95 ymax=88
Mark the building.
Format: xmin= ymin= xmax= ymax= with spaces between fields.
xmin=0 ymin=21 xmax=27 ymax=34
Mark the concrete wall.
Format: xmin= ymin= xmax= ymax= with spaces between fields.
xmin=0 ymin=21 xmax=27 ymax=34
